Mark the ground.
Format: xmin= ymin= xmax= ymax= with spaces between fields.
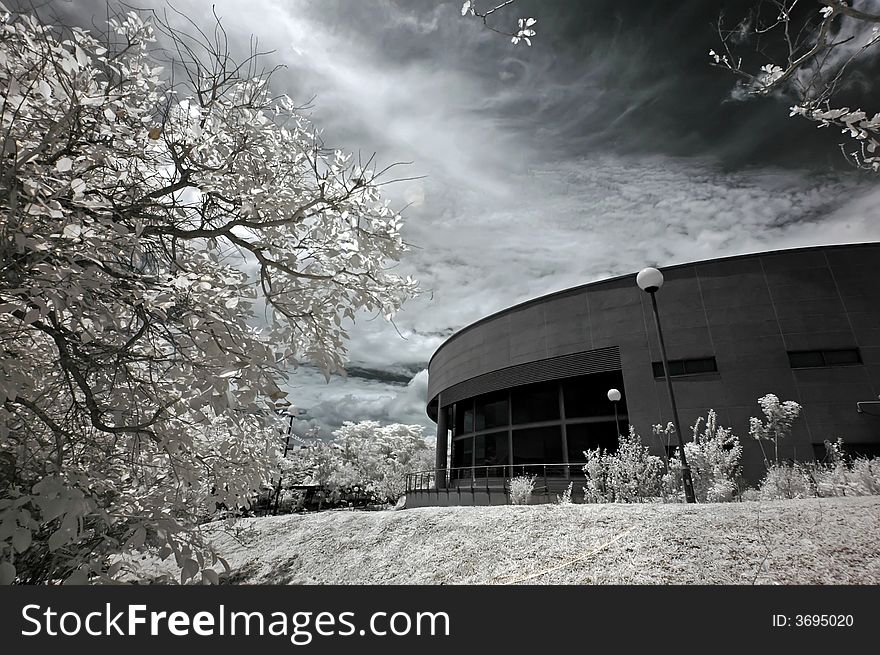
xmin=187 ymin=496 xmax=880 ymax=585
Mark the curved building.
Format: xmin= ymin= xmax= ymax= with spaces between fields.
xmin=424 ymin=243 xmax=880 ymax=498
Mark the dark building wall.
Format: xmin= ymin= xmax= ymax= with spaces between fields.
xmin=426 ymin=243 xmax=880 ymax=483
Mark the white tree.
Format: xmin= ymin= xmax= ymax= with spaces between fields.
xmin=0 ymin=5 xmax=417 ymax=584
xmin=282 ymin=421 xmax=432 ymax=505
xmin=324 ymin=421 xmax=433 ymax=504
xmin=710 ymin=0 xmax=880 ymax=170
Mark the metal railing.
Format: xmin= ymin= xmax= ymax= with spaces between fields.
xmin=405 ymin=462 xmax=587 ymax=504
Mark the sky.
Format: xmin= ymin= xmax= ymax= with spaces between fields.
xmin=46 ymin=0 xmax=880 ymax=438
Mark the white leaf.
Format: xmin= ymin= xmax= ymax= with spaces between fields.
xmin=55 ymin=157 xmax=72 ymax=172
xmin=62 ymin=224 xmax=82 ymax=239
xmin=461 ymin=1 xmax=471 ymax=16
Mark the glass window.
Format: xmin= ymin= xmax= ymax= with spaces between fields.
xmin=475 ymin=391 xmax=509 ymax=431
xmin=512 ymin=381 xmax=559 ymax=424
xmin=451 ymin=437 xmax=473 ymax=478
xmin=787 ymin=351 xmax=824 ymax=368
xmin=454 ymin=400 xmax=474 ymax=435
xmin=512 ymin=426 xmax=563 ymax=475
xmin=474 ymin=430 xmax=509 ymax=477
xmin=788 ymin=349 xmax=862 ymax=368
xmin=566 ymin=422 xmax=620 ymax=465
xmin=822 ymin=349 xmax=861 ymax=366
xmin=684 ymin=357 xmax=718 ymax=374
xmin=563 ymin=371 xmax=627 ymax=419
xmin=653 ymin=358 xmax=716 ymax=378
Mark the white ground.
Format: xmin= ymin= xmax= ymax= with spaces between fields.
xmin=195 ymin=496 xmax=880 ymax=585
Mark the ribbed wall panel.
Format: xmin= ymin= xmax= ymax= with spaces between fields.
xmin=439 ymin=346 xmax=621 ymax=408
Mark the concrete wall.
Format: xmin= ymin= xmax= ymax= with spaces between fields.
xmin=427 ymin=243 xmax=880 ymax=482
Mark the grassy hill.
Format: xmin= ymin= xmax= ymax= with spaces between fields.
xmin=192 ymin=496 xmax=880 ymax=585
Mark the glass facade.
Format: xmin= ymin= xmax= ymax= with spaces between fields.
xmin=448 ymin=371 xmax=629 ymax=477
xmin=474 ymin=431 xmax=509 ymax=476
xmin=566 ymin=422 xmax=620 ymax=463
xmin=474 ymin=391 xmax=509 ymax=431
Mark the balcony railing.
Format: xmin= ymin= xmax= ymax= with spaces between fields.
xmin=405 ymin=462 xmax=587 ymax=503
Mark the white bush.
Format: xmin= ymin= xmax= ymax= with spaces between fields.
xmin=666 ymin=410 xmax=742 ymax=502
xmin=758 ymin=439 xmax=880 ymax=500
xmin=582 ymin=428 xmax=664 ymax=503
xmin=759 ymin=462 xmax=818 ymax=500
xmin=556 ymin=482 xmax=574 ymax=505
xmin=509 ymin=475 xmax=537 ymax=505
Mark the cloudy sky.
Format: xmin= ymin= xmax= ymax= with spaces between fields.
xmin=51 ymin=0 xmax=880 ymax=437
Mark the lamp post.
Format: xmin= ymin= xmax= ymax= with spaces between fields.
xmin=636 ymin=267 xmax=696 ymax=504
xmin=607 ymin=388 xmax=622 ymax=436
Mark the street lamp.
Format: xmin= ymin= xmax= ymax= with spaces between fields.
xmin=607 ymin=388 xmax=622 ymax=436
xmin=637 ymin=267 xmax=697 ymax=504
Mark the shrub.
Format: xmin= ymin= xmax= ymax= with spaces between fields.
xmin=740 ymin=488 xmax=760 ymax=502
xmin=556 ymin=482 xmax=574 ymax=505
xmin=582 ymin=428 xmax=664 ymax=503
xmin=509 ymin=475 xmax=537 ymax=505
xmin=665 ymin=410 xmax=743 ymax=502
xmin=749 ymin=394 xmax=802 ymax=466
xmin=758 ymin=462 xmax=816 ymax=500
xmin=758 ymin=439 xmax=880 ymax=500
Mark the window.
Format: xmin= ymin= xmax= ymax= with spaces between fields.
xmin=454 ymin=400 xmax=474 ymax=435
xmin=652 ymin=357 xmax=718 ymax=378
xmin=565 ymin=422 xmax=620 ymax=465
xmin=474 ymin=391 xmax=509 ymax=431
xmin=512 ymin=426 xmax=563 ymax=474
xmin=562 ymin=370 xmax=627 ymax=419
xmin=512 ymin=381 xmax=559 ymax=424
xmin=788 ymin=348 xmax=861 ymax=368
xmin=474 ymin=431 xmax=509 ymax=476
xmin=451 ymin=437 xmax=473 ymax=477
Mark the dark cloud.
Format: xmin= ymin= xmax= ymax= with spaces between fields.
xmin=345 ymin=364 xmax=425 ymax=385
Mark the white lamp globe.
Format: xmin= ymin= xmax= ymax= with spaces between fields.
xmin=636 ymin=267 xmax=664 ymax=292
xmin=607 ymin=388 xmax=621 ymax=402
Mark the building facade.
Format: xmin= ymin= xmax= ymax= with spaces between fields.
xmin=424 ymin=243 xmax=880 ymax=496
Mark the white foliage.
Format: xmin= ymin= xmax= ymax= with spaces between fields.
xmin=460 ymin=1 xmax=537 ymax=46
xmin=665 ymin=410 xmax=743 ymax=503
xmin=287 ymin=422 xmax=432 ymax=504
xmin=748 ymin=394 xmax=802 ymax=466
xmin=508 ymin=474 xmax=536 ymax=505
xmin=582 ymin=428 xmax=664 ymax=503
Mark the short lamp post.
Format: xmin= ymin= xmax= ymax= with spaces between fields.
xmin=607 ymin=388 xmax=622 ymax=436
xmin=636 ymin=266 xmax=697 ymax=504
